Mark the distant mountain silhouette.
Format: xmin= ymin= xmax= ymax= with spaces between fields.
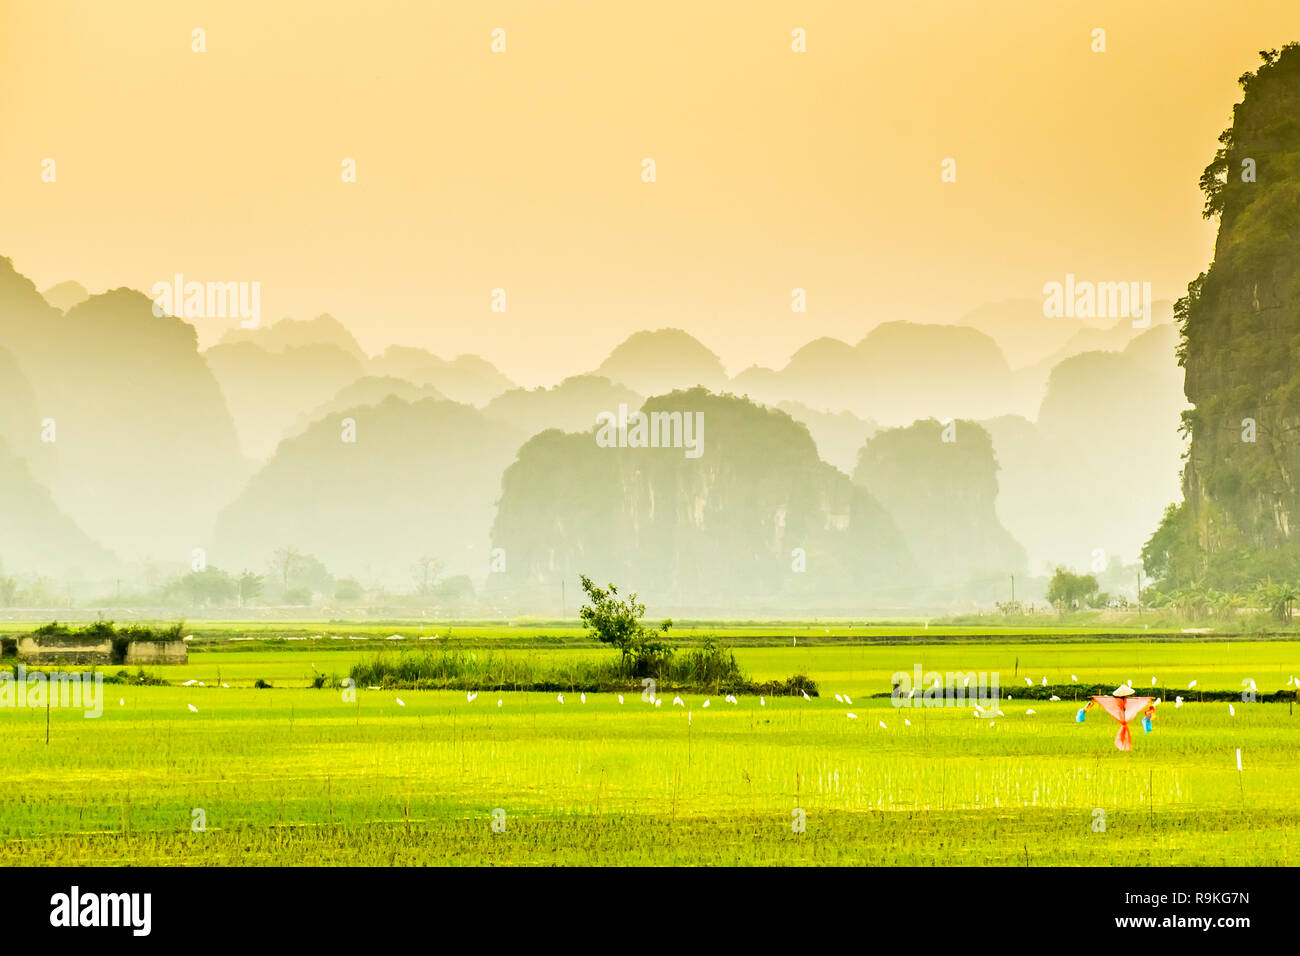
xmin=218 ymin=313 xmax=366 ymax=358
xmin=0 ymin=437 xmax=117 ymax=578
xmin=0 ymin=346 xmax=52 ymax=483
xmin=41 ymin=280 xmax=89 ymax=313
xmin=592 ymin=329 xmax=728 ymax=396
xmin=213 ymin=396 xmax=526 ymax=587
xmin=287 ymin=376 xmax=447 ymax=439
xmin=855 ymin=322 xmax=1015 ymax=424
xmin=775 ymin=401 xmax=877 ymax=475
xmin=0 ymin=259 xmax=246 ymax=562
xmin=368 ymin=346 xmax=514 ymax=405
xmin=732 ymin=337 xmax=865 ymax=413
xmin=204 ymin=341 xmax=364 ymax=459
xmin=983 ymin=324 xmax=1187 ymax=572
xmin=483 ymin=375 xmax=643 ymax=438
xmin=732 ymin=323 xmax=1020 ymax=423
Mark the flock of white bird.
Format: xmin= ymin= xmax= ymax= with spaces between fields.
xmin=148 ymin=668 xmax=1286 ymax=724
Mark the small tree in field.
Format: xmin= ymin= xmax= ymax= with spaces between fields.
xmin=1046 ymin=567 xmax=1100 ymax=612
xmin=578 ymin=575 xmax=672 ymax=676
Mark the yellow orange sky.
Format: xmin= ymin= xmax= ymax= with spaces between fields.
xmin=3 ymin=0 xmax=1299 ymax=385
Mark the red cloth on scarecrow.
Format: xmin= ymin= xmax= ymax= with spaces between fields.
xmin=1087 ymin=696 xmax=1156 ymax=751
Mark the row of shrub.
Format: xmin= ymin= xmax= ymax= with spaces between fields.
xmin=349 ymin=639 xmax=818 ymax=696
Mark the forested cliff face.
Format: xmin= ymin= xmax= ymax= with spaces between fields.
xmin=1146 ymin=46 xmax=1300 ymax=588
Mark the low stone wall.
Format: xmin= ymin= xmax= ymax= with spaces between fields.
xmin=15 ymin=635 xmax=189 ymax=665
xmin=16 ymin=635 xmax=112 ymax=665
xmin=125 ymin=641 xmax=188 ymax=665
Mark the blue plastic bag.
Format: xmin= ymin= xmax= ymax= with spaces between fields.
xmin=1075 ymin=708 xmax=1087 ymax=723
xmin=1142 ymin=715 xmax=1153 ymax=734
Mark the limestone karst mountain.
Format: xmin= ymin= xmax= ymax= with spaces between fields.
xmin=852 ymin=418 xmax=1026 ymax=587
xmin=204 ymin=341 xmax=364 ymax=460
xmin=0 ymin=261 xmax=247 ymax=562
xmin=287 ymin=376 xmax=447 ymax=440
xmin=368 ymin=346 xmax=515 ymax=406
xmin=40 ymin=280 xmax=90 ymax=313
xmin=1145 ymin=45 xmax=1300 ymax=588
xmin=488 ymin=389 xmax=912 ymax=609
xmin=985 ymin=324 xmax=1187 ymax=573
xmin=213 ymin=396 xmax=526 ymax=588
xmin=483 ymin=375 xmax=643 ymax=438
xmin=775 ymin=402 xmax=878 ymax=475
xmin=218 ymin=313 xmax=366 ymax=359
xmin=0 ymin=437 xmax=117 ymax=579
xmin=592 ymin=329 xmax=729 ymax=397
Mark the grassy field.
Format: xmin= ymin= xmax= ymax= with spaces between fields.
xmin=1 ymin=636 xmax=1296 ymax=865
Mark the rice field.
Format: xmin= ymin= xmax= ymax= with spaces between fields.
xmin=0 ymin=638 xmax=1296 ymax=865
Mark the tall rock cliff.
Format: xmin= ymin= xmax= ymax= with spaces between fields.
xmin=1146 ymin=45 xmax=1300 ymax=588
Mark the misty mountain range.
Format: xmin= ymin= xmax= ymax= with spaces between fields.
xmin=0 ymin=255 xmax=1187 ymax=609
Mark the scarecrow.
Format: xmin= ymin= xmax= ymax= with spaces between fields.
xmin=1075 ymin=684 xmax=1157 ymax=751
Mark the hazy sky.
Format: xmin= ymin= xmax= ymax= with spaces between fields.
xmin=3 ymin=0 xmax=1298 ymax=385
